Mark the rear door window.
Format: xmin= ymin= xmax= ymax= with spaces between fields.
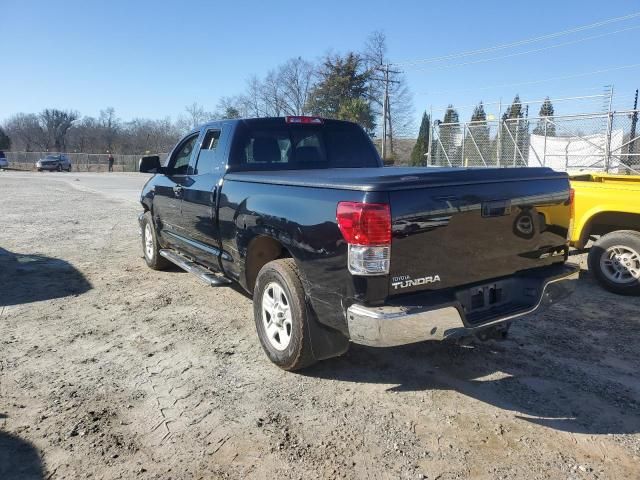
xmin=192 ymin=129 xmax=221 ymax=174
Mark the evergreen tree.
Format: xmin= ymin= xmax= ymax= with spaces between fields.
xmin=501 ymin=95 xmax=530 ymax=166
xmin=410 ymin=111 xmax=431 ymax=166
xmin=337 ymin=98 xmax=375 ymax=128
xmin=0 ymin=126 xmax=10 ymax=150
xmin=533 ymin=97 xmax=556 ymax=136
xmin=223 ymin=106 xmax=241 ymax=119
xmin=464 ymin=102 xmax=490 ymax=166
xmin=306 ymin=53 xmax=375 ymax=132
xmin=436 ymin=105 xmax=460 ymax=166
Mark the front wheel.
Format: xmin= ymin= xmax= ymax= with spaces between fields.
xmin=140 ymin=212 xmax=170 ymax=270
xmin=588 ymin=230 xmax=640 ymax=295
xmin=253 ymin=259 xmax=316 ymax=371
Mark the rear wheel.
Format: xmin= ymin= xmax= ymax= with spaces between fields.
xmin=588 ymin=230 xmax=640 ymax=295
xmin=141 ymin=212 xmax=170 ymax=270
xmin=253 ymin=259 xmax=316 ymax=371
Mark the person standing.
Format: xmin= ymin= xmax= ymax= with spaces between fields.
xmin=108 ymin=153 xmax=114 ymax=172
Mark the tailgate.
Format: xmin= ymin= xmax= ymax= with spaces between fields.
xmin=389 ymin=170 xmax=571 ymax=296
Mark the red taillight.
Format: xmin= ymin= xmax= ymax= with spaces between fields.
xmin=336 ymin=202 xmax=391 ymax=245
xmin=285 ymin=116 xmax=324 ymax=125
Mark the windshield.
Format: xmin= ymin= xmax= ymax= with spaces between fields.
xmin=229 ymin=119 xmax=381 ymax=171
xmin=44 ymin=155 xmax=59 ymax=160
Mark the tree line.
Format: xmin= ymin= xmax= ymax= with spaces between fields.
xmin=1 ymin=31 xmax=413 ymax=158
xmin=410 ymin=96 xmax=556 ymax=166
xmin=0 ymin=107 xmax=183 ymax=155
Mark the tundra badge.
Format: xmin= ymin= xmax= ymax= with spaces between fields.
xmin=391 ymin=274 xmax=441 ymax=290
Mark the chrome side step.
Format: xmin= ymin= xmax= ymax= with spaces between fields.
xmin=159 ymin=249 xmax=232 ymax=287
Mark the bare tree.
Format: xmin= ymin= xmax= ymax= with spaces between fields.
xmin=278 ymin=57 xmax=314 ymax=116
xmin=67 ymin=116 xmax=100 ymax=153
xmin=231 ymin=58 xmax=315 ymax=119
xmin=99 ymin=107 xmax=120 ymax=153
xmin=120 ymin=117 xmax=181 ymax=154
xmin=177 ymin=102 xmax=214 ymax=132
xmin=363 ymin=31 xmax=415 ymax=148
xmin=4 ymin=113 xmax=47 ymax=151
xmin=39 ymin=109 xmax=79 ymax=151
xmin=260 ymin=69 xmax=285 ymax=117
xmin=242 ymin=76 xmax=265 ymax=117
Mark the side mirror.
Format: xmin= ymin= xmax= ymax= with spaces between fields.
xmin=139 ymin=155 xmax=162 ymax=173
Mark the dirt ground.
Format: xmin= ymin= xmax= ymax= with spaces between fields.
xmin=1 ymin=172 xmax=639 ymax=480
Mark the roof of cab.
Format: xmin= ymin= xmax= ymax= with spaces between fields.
xmin=195 ymin=116 xmax=357 ymax=132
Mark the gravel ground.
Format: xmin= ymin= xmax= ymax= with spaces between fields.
xmin=1 ymin=172 xmax=639 ymax=480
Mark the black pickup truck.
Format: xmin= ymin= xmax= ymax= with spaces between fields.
xmin=138 ymin=116 xmax=579 ymax=370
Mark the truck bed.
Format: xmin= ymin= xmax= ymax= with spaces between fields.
xmin=223 ymin=166 xmax=571 ymax=300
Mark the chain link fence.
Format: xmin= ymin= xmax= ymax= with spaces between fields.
xmin=430 ymin=110 xmax=640 ymax=174
xmin=4 ymin=152 xmax=169 ymax=172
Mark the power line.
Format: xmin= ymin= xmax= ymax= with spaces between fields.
xmin=406 ymin=24 xmax=640 ymax=73
xmin=420 ymin=63 xmax=640 ymax=95
xmin=392 ymin=11 xmax=640 ymax=67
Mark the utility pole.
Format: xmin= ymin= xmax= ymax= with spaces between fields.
xmin=377 ymin=63 xmax=401 ymax=162
xmin=381 ymin=65 xmax=388 ymax=161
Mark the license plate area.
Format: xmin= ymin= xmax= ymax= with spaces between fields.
xmin=457 ymin=278 xmax=535 ymax=325
xmin=464 ymin=282 xmax=508 ymax=313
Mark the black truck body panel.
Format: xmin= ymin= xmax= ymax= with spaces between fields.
xmin=140 ymin=117 xmax=571 ymax=339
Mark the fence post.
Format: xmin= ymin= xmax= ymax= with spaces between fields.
xmin=604 ymin=86 xmax=614 ymax=172
xmin=513 ymin=118 xmax=520 ymax=167
xmin=604 ymin=111 xmax=614 ymax=172
xmin=496 ymin=99 xmax=502 ymax=167
xmin=461 ymin=123 xmax=466 ymax=167
xmin=426 ymin=105 xmax=433 ymax=166
xmin=543 ymin=119 xmax=548 ymax=167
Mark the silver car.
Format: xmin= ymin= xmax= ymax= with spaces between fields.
xmin=36 ymin=154 xmax=72 ymax=172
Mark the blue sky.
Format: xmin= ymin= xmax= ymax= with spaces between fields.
xmin=3 ymin=0 xmax=640 ymax=131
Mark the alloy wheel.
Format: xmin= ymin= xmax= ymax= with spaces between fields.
xmin=261 ymin=282 xmax=293 ymax=351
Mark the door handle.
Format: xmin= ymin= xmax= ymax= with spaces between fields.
xmin=173 ymin=185 xmax=183 ymax=197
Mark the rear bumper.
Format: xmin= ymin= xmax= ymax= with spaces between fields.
xmin=346 ymin=263 xmax=579 ymax=347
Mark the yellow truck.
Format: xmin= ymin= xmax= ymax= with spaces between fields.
xmin=567 ymin=173 xmax=640 ymax=295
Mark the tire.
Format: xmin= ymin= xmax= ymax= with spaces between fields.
xmin=588 ymin=230 xmax=640 ymax=295
xmin=141 ymin=211 xmax=170 ymax=270
xmin=253 ymin=258 xmax=316 ymax=371
xmin=37 ymin=169 xmax=42 ymax=172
